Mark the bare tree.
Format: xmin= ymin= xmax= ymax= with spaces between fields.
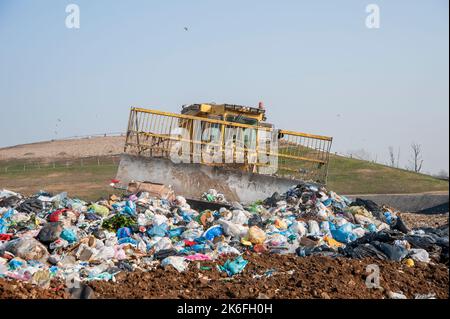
xmin=388 ymin=146 xmax=396 ymax=167
xmin=387 ymin=146 xmax=401 ymax=168
xmin=409 ymin=142 xmax=424 ymax=173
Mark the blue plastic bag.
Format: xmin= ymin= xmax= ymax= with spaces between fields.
xmin=2 ymin=209 xmax=13 ymax=219
xmin=60 ymin=228 xmax=78 ymax=244
xmin=367 ymin=224 xmax=377 ymax=232
xmin=191 ymin=244 xmax=208 ymax=252
xmin=117 ymin=227 xmax=132 ymax=239
xmin=147 ymin=224 xmax=167 ymax=237
xmin=384 ymin=212 xmax=393 ymax=225
xmin=168 ymin=227 xmax=185 ymax=238
xmin=8 ymin=259 xmax=23 ymax=270
xmin=218 ymin=256 xmax=248 ymax=276
xmin=328 ymin=221 xmax=336 ymax=231
xmin=0 ymin=209 xmax=13 ymax=234
xmin=203 ymin=225 xmax=223 ymax=241
xmin=331 ymin=225 xmax=357 ymax=243
xmin=180 ymin=211 xmax=192 ymax=222
xmin=122 ymin=206 xmax=135 ymax=216
xmin=0 ymin=220 xmax=8 ymax=234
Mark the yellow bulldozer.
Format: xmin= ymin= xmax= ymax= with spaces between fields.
xmin=117 ymin=102 xmax=333 ymax=203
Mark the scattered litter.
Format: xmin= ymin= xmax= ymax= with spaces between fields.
xmin=0 ymin=182 xmax=448 ymax=297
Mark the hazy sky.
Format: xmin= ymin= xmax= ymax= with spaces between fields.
xmin=0 ymin=0 xmax=448 ymax=174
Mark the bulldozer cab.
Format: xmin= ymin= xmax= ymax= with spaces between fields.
xmin=181 ymin=103 xmax=268 ymax=126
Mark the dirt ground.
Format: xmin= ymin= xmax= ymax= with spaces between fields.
xmin=399 ymin=212 xmax=449 ymax=229
xmin=0 ymin=136 xmax=125 ymax=161
xmin=0 ymin=254 xmax=448 ymax=299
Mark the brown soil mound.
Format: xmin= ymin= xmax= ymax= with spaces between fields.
xmin=0 ymin=278 xmax=68 ymax=299
xmin=1 ymin=254 xmax=448 ymax=299
xmin=0 ymin=136 xmax=124 ymax=160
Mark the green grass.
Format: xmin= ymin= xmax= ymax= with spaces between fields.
xmin=0 ymin=155 xmax=447 ymax=200
xmin=0 ymin=159 xmax=121 ymax=201
xmin=327 ymin=154 xmax=448 ymax=194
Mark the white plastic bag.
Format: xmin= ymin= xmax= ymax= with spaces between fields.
xmin=409 ymin=248 xmax=430 ymax=263
xmin=307 ymin=220 xmax=320 ymax=236
xmin=161 ymin=256 xmax=188 ymax=272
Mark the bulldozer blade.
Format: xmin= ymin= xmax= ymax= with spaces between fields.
xmin=116 ymin=154 xmax=301 ymax=204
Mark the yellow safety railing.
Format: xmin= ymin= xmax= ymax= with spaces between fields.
xmin=124 ymin=107 xmax=333 ymax=184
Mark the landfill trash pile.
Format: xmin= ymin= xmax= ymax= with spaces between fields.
xmin=0 ymin=183 xmax=448 ymax=298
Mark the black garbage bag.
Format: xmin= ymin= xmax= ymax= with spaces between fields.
xmin=17 ymin=198 xmax=43 ymax=214
xmin=116 ymin=260 xmax=134 ymax=272
xmin=404 ymin=234 xmax=437 ymax=250
xmin=341 ymin=242 xmax=388 ymax=260
xmin=391 ymin=216 xmax=410 ymax=234
xmin=415 ymin=226 xmax=449 ymax=245
xmin=264 ymin=192 xmax=282 ymax=206
xmin=153 ymin=248 xmax=179 ymax=260
xmin=37 ymin=222 xmax=63 ymax=244
xmin=296 ymin=244 xmax=336 ymax=257
xmin=405 ymin=226 xmax=449 ymax=263
xmin=0 ymin=196 xmax=21 ymax=208
xmin=248 ymin=214 xmax=263 ymax=228
xmin=375 ymin=242 xmax=409 ymax=261
xmin=346 ymin=229 xmax=405 ymax=248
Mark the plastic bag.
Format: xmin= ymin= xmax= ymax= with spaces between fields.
xmin=60 ymin=228 xmax=77 ymax=244
xmin=161 ymin=256 xmax=188 ymax=272
xmin=3 ymin=237 xmax=49 ymax=261
xmin=231 ymin=210 xmax=248 ymax=225
xmin=147 ymin=224 xmax=167 ymax=238
xmin=218 ymin=256 xmax=248 ymax=276
xmin=88 ymin=204 xmax=110 ymax=217
xmin=378 ymin=243 xmax=408 ymax=261
xmin=307 ymin=220 xmax=320 ymax=236
xmin=409 ymin=248 xmax=430 ymax=263
xmin=218 ymin=219 xmax=248 ymax=239
xmin=117 ymin=227 xmax=132 ymax=239
xmin=247 ymin=226 xmax=266 ymax=245
xmin=289 ymin=221 xmax=307 ymax=238
xmin=153 ymin=237 xmax=173 ymax=252
xmin=180 ymin=228 xmax=203 ymax=240
xmin=203 ymin=225 xmax=223 ymax=241
xmin=216 ymin=242 xmax=241 ymax=255
xmin=331 ymin=226 xmax=357 ymax=243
